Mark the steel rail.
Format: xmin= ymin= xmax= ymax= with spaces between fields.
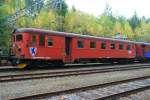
xmin=0 ymin=62 xmax=147 ymax=72
xmin=0 ymin=63 xmax=108 ymax=72
xmin=10 ymin=76 xmax=150 ymax=100
xmin=0 ymin=64 xmax=150 ymax=82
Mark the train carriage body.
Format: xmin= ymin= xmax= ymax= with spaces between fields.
xmin=12 ymin=28 xmax=137 ymax=68
xmin=71 ymin=37 xmax=136 ymax=63
xmin=135 ymin=42 xmax=150 ymax=60
xmin=144 ymin=43 xmax=150 ymax=59
xmin=12 ymin=30 xmax=66 ymax=68
xmin=135 ymin=42 xmax=145 ymax=60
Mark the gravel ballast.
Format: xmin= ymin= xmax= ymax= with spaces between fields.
xmin=119 ymin=89 xmax=150 ymax=100
xmin=1 ymin=68 xmax=150 ymax=99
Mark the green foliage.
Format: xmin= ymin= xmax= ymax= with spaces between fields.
xmin=123 ymin=21 xmax=133 ymax=39
xmin=48 ymin=0 xmax=68 ymax=17
xmin=25 ymin=0 xmax=44 ymax=16
xmin=129 ymin=12 xmax=140 ymax=31
xmin=98 ymin=14 xmax=115 ymax=37
xmin=0 ymin=0 xmax=15 ymax=52
xmin=64 ymin=10 xmax=103 ymax=36
xmin=0 ymin=0 xmax=150 ymax=54
xmin=134 ymin=18 xmax=150 ymax=41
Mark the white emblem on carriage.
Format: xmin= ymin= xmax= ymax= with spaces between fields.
xmin=29 ymin=47 xmax=37 ymax=56
xmin=128 ymin=51 xmax=132 ymax=54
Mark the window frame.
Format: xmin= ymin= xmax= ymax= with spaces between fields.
xmin=48 ymin=38 xmax=53 ymax=47
xmin=16 ymin=34 xmax=22 ymax=42
xmin=119 ymin=43 xmax=124 ymax=50
xmin=126 ymin=44 xmax=131 ymax=50
xmin=90 ymin=41 xmax=96 ymax=48
xmin=101 ymin=41 xmax=106 ymax=49
xmin=110 ymin=41 xmax=115 ymax=49
xmin=32 ymin=35 xmax=36 ymax=45
xmin=39 ymin=35 xmax=45 ymax=46
xmin=77 ymin=39 xmax=84 ymax=48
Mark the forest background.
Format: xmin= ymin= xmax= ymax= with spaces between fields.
xmin=0 ymin=0 xmax=150 ymax=54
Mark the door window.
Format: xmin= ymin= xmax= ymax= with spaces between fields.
xmin=39 ymin=35 xmax=45 ymax=46
xmin=32 ymin=35 xmax=36 ymax=45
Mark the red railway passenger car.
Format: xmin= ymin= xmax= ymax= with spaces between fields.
xmin=12 ymin=28 xmax=136 ymax=68
xmin=135 ymin=42 xmax=145 ymax=60
xmin=143 ymin=43 xmax=150 ymax=59
xmin=135 ymin=42 xmax=150 ymax=61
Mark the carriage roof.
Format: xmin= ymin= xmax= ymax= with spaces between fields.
xmin=14 ymin=28 xmax=138 ymax=44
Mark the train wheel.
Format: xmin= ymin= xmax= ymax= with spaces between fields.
xmin=17 ymin=63 xmax=27 ymax=69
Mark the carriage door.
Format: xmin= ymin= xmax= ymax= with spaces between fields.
xmin=65 ymin=37 xmax=72 ymax=63
xmin=142 ymin=45 xmax=145 ymax=57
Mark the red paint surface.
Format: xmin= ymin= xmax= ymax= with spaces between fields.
xmin=12 ymin=31 xmax=137 ymax=63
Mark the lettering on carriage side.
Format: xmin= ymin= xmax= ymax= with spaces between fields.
xmin=29 ymin=47 xmax=37 ymax=56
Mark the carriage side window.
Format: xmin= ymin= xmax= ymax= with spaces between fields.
xmin=32 ymin=35 xmax=36 ymax=45
xmin=48 ymin=38 xmax=53 ymax=46
xmin=126 ymin=44 xmax=131 ymax=50
xmin=119 ymin=43 xmax=123 ymax=50
xmin=110 ymin=42 xmax=115 ymax=49
xmin=39 ymin=35 xmax=45 ymax=46
xmin=16 ymin=35 xmax=22 ymax=41
xmin=77 ymin=40 xmax=84 ymax=48
xmin=90 ymin=41 xmax=96 ymax=48
xmin=101 ymin=41 xmax=106 ymax=49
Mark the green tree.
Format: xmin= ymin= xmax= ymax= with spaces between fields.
xmin=134 ymin=18 xmax=150 ymax=41
xmin=129 ymin=11 xmax=140 ymax=31
xmin=0 ymin=0 xmax=17 ymax=53
xmin=98 ymin=14 xmax=115 ymax=37
xmin=47 ymin=0 xmax=68 ymax=31
xmin=123 ymin=21 xmax=133 ymax=39
xmin=113 ymin=21 xmax=123 ymax=34
xmin=48 ymin=0 xmax=68 ymax=16
xmin=64 ymin=10 xmax=103 ymax=35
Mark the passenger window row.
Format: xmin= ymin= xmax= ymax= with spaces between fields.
xmin=31 ymin=35 xmax=53 ymax=47
xmin=31 ymin=35 xmax=131 ymax=50
xmin=77 ymin=40 xmax=131 ymax=50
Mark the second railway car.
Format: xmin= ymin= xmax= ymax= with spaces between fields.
xmin=135 ymin=42 xmax=150 ymax=61
xmin=12 ymin=28 xmax=148 ymax=68
xmin=144 ymin=43 xmax=150 ymax=59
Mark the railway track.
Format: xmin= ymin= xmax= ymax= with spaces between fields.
xmin=11 ymin=75 xmax=150 ymax=100
xmin=0 ymin=63 xmax=108 ymax=72
xmin=0 ymin=64 xmax=150 ymax=82
xmin=0 ymin=66 xmax=18 ymax=72
xmin=0 ymin=62 xmax=143 ymax=72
